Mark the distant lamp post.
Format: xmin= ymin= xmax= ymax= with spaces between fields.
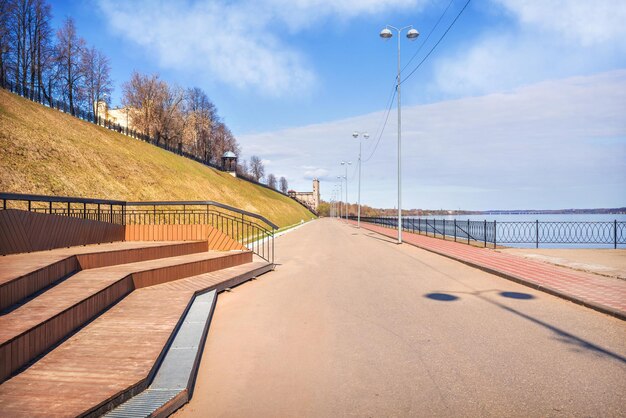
xmin=340 ymin=161 xmax=352 ymax=219
xmin=336 ymin=177 xmax=344 ymax=219
xmin=352 ymin=131 xmax=369 ymax=228
xmin=380 ymin=24 xmax=419 ymax=244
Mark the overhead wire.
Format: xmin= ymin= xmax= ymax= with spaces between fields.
xmin=400 ymin=0 xmax=455 ymax=74
xmin=351 ymin=0 xmax=471 ymax=167
xmin=401 ymin=0 xmax=472 ymax=85
xmin=362 ymin=87 xmax=396 ymax=163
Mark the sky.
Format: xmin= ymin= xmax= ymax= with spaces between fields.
xmin=49 ymin=0 xmax=626 ymax=210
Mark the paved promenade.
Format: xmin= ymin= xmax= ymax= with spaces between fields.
xmin=176 ymin=219 xmax=625 ymax=417
xmin=350 ymin=219 xmax=626 ymax=319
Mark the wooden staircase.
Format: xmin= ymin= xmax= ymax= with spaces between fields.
xmin=0 ymin=241 xmax=273 ymax=417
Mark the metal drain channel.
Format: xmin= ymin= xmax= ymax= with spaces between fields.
xmin=104 ymin=290 xmax=217 ymax=418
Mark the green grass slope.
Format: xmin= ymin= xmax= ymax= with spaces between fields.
xmin=0 ymin=90 xmax=315 ymax=227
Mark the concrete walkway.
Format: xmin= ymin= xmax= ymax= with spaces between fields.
xmin=351 ymin=220 xmax=626 ymax=319
xmin=175 ymin=219 xmax=625 ymax=417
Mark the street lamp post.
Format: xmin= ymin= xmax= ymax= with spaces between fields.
xmin=341 ymin=161 xmax=351 ymax=219
xmin=336 ymin=177 xmax=344 ymax=219
xmin=380 ymin=25 xmax=419 ymax=244
xmin=352 ymin=131 xmax=369 ymax=228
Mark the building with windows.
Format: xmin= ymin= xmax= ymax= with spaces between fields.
xmin=288 ymin=179 xmax=320 ymax=212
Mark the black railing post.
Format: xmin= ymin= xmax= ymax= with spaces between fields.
xmin=2 ymin=199 xmax=6 ymax=209
xmin=97 ymin=203 xmax=101 ymax=221
xmin=494 ymin=220 xmax=497 ymax=248
xmin=615 ymin=220 xmax=617 ymax=249
xmin=536 ymin=219 xmax=539 ymax=248
xmin=83 ymin=202 xmax=86 ymax=219
xmin=67 ymin=201 xmax=70 ymax=216
xmin=28 ymin=200 xmax=31 ymax=212
xmin=483 ymin=219 xmax=487 ymax=248
xmin=443 ymin=219 xmax=446 ymax=241
xmin=454 ymin=219 xmax=457 ymax=242
xmin=467 ymin=219 xmax=470 ymax=245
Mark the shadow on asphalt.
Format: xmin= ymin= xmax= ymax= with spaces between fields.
xmin=425 ymin=293 xmax=459 ymax=301
xmin=424 ymin=289 xmax=626 ymax=365
xmin=363 ymin=233 xmax=399 ymax=244
xmin=500 ymin=291 xmax=534 ymax=300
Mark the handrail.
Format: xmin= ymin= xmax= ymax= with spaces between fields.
xmin=126 ymin=200 xmax=278 ymax=230
xmin=0 ymin=192 xmax=125 ymax=206
xmin=1 ymin=192 xmax=278 ymax=230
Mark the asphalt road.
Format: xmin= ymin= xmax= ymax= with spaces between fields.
xmin=176 ymin=218 xmax=626 ymax=417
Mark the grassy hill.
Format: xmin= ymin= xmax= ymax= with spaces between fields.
xmin=0 ymin=89 xmax=315 ymax=227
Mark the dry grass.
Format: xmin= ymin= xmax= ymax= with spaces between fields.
xmin=0 ymin=90 xmax=315 ymax=227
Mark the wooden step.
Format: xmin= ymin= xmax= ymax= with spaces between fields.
xmin=0 ymin=250 xmax=252 ymax=382
xmin=0 ymin=261 xmax=272 ymax=418
xmin=0 ymin=241 xmax=208 ymax=312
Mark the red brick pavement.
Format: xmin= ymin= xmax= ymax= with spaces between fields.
xmin=347 ymin=220 xmax=626 ymax=320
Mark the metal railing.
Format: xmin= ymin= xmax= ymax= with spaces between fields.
xmin=350 ymin=216 xmax=626 ymax=249
xmin=1 ymin=193 xmax=276 ymax=263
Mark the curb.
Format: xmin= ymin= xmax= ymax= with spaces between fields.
xmin=356 ymin=223 xmax=626 ymax=321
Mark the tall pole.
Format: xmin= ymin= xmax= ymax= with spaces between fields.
xmin=358 ymin=140 xmax=362 ymax=227
xmin=340 ymin=162 xmax=351 ymax=220
xmin=345 ymin=164 xmax=349 ymax=220
xmin=380 ymin=25 xmax=418 ymax=244
xmin=353 ymin=132 xmax=368 ymax=228
xmin=396 ymin=30 xmax=403 ymax=244
xmin=337 ymin=179 xmax=343 ymax=220
xmin=340 ymin=182 xmax=343 ymax=219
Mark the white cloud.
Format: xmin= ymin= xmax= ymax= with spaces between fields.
xmin=303 ymin=168 xmax=330 ymax=180
xmin=493 ymin=0 xmax=626 ymax=47
xmin=239 ymin=70 xmax=626 ymax=209
xmin=431 ymin=0 xmax=626 ymax=97
xmin=98 ymin=0 xmax=426 ymax=96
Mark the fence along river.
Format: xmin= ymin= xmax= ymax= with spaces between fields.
xmin=353 ymin=214 xmax=626 ymax=249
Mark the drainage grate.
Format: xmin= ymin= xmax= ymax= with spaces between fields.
xmin=104 ymin=290 xmax=217 ymax=418
xmin=103 ymin=389 xmax=180 ymax=418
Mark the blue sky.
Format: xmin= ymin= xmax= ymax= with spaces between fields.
xmin=50 ymin=0 xmax=626 ymax=210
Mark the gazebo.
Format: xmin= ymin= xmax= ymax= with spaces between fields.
xmin=222 ymin=151 xmax=238 ymax=176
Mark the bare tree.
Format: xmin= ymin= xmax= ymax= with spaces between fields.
xmin=183 ymin=86 xmax=216 ymax=161
xmin=30 ymin=0 xmax=51 ymax=100
xmin=122 ymin=71 xmax=163 ymax=137
xmin=237 ymin=159 xmax=249 ymax=177
xmin=279 ymin=176 xmax=288 ymax=194
xmin=54 ymin=17 xmax=85 ymax=114
xmin=9 ymin=0 xmax=32 ymax=93
xmin=209 ymin=121 xmax=239 ymax=166
xmin=81 ymin=46 xmax=112 ymax=119
xmin=267 ymin=173 xmax=277 ymax=189
xmin=249 ymin=155 xmax=265 ymax=182
xmin=154 ymin=83 xmax=184 ymax=147
xmin=0 ymin=0 xmax=10 ymax=87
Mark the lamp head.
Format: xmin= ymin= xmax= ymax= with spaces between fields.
xmin=363 ymin=133 xmax=370 ymax=139
xmin=407 ymin=28 xmax=419 ymax=40
xmin=380 ymin=28 xmax=393 ymax=39
xmin=352 ymin=131 xmax=359 ymax=138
